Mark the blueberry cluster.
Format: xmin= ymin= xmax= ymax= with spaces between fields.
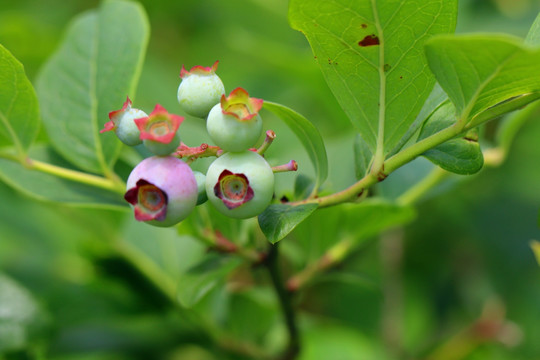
xmin=102 ymin=61 xmax=287 ymax=227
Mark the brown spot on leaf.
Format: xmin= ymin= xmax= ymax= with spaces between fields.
xmin=399 ymin=76 xmax=403 ymax=79
xmin=358 ymin=34 xmax=379 ymax=47
xmin=361 ymin=23 xmax=367 ymax=29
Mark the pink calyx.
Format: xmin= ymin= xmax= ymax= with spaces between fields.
xmin=214 ymin=170 xmax=254 ymax=209
xmin=220 ymin=87 xmax=263 ymax=121
xmin=101 ymin=96 xmax=132 ymax=133
xmin=135 ymin=104 xmax=183 ymax=143
xmin=125 ymin=179 xmax=168 ymax=221
xmin=180 ymin=60 xmax=219 ymax=79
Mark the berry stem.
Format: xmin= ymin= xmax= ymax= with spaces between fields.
xmin=272 ymin=160 xmax=298 ymax=173
xmin=174 ymin=142 xmax=222 ymax=162
xmin=257 ymin=130 xmax=276 ymax=155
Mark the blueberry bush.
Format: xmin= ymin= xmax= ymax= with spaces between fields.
xmin=1 ymin=0 xmax=540 ymax=359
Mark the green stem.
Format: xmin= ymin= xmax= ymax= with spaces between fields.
xmin=265 ymin=243 xmax=300 ymax=360
xmin=0 ymin=151 xmax=126 ymax=194
xmin=29 ymin=158 xmax=125 ymax=193
xmin=290 ymin=123 xmax=462 ymax=208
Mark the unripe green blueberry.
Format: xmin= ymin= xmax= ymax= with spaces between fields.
xmin=206 ymin=88 xmax=263 ymax=152
xmin=101 ymin=96 xmax=146 ymax=146
xmin=135 ymin=104 xmax=183 ymax=156
xmin=125 ymin=156 xmax=197 ymax=227
xmin=177 ymin=61 xmax=225 ymax=118
xmin=205 ymin=151 xmax=274 ymax=219
xmin=193 ymin=170 xmax=208 ymax=205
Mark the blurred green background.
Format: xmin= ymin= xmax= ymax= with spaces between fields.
xmin=1 ymin=0 xmax=540 ymax=359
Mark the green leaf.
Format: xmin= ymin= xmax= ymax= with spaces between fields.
xmin=525 ymin=12 xmax=540 ymax=46
xmin=36 ymin=0 xmax=149 ymax=174
xmin=289 ymin=0 xmax=457 ymax=154
xmin=177 ymin=254 xmax=242 ymax=308
xmin=425 ymin=35 xmax=540 ymax=126
xmin=263 ymin=101 xmax=328 ymax=191
xmin=418 ymin=102 xmax=483 ymax=175
xmin=0 ymin=273 xmax=50 ymax=353
xmin=353 ymin=134 xmax=372 ymax=180
xmin=0 ymin=45 xmax=40 ymax=158
xmin=0 ymin=145 xmax=126 ymax=208
xmin=258 ymin=203 xmax=319 ymax=244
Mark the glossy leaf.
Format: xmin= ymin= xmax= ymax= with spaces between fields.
xmin=289 ymin=0 xmax=457 ymax=154
xmin=0 ymin=273 xmax=49 ymax=353
xmin=36 ymin=0 xmax=149 ymax=174
xmin=263 ymin=101 xmax=328 ymax=190
xmin=418 ymin=102 xmax=483 ymax=175
xmin=0 ymin=45 xmax=40 ymax=157
xmin=258 ymin=203 xmax=319 ymax=244
xmin=177 ymin=254 xmax=242 ymax=308
xmin=0 ymin=145 xmax=126 ymax=208
xmin=425 ymin=35 xmax=540 ymax=126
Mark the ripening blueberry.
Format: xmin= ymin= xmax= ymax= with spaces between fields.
xmin=206 ymin=87 xmax=263 ymax=152
xmin=205 ymin=151 xmax=274 ymax=219
xmin=135 ymin=104 xmax=183 ymax=156
xmin=125 ymin=156 xmax=197 ymax=227
xmin=177 ymin=61 xmax=225 ymax=118
xmin=101 ymin=96 xmax=147 ymax=146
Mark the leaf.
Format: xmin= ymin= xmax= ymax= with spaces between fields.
xmin=36 ymin=0 xmax=149 ymax=174
xmin=0 ymin=145 xmax=126 ymax=208
xmin=418 ymin=102 xmax=483 ymax=175
xmin=258 ymin=203 xmax=319 ymax=244
xmin=353 ymin=134 xmax=372 ymax=180
xmin=263 ymin=101 xmax=328 ymax=190
xmin=525 ymin=12 xmax=540 ymax=46
xmin=0 ymin=273 xmax=50 ymax=353
xmin=177 ymin=254 xmax=242 ymax=308
xmin=424 ymin=35 xmax=540 ymax=126
xmin=0 ymin=45 xmax=40 ymax=158
xmin=472 ymin=93 xmax=540 ymax=126
xmin=289 ymin=0 xmax=458 ymax=155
